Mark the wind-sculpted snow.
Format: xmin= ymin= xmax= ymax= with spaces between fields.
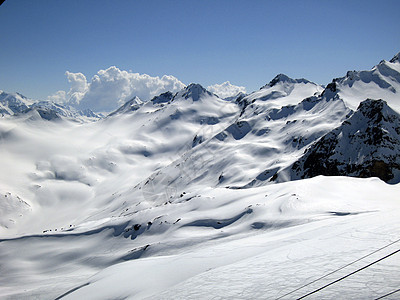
xmin=1 ymin=53 xmax=400 ymax=299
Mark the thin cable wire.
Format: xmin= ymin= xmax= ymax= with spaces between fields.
xmin=374 ymin=288 xmax=400 ymax=300
xmin=296 ymin=248 xmax=400 ymax=299
xmin=275 ymin=238 xmax=400 ymax=300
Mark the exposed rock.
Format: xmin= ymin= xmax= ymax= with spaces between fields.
xmin=290 ymin=99 xmax=400 ymax=183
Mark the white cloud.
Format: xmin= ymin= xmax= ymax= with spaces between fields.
xmin=49 ymin=67 xmax=186 ymax=112
xmin=47 ymin=90 xmax=67 ymax=104
xmin=207 ymin=81 xmax=246 ymax=99
xmin=66 ymin=71 xmax=88 ymax=106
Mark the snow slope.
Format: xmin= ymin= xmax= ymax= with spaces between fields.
xmin=68 ymin=177 xmax=400 ymax=300
xmin=1 ymin=53 xmax=400 ymax=299
xmin=1 ymin=177 xmax=398 ymax=299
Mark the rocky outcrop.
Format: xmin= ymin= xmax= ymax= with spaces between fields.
xmin=290 ymin=99 xmax=400 ymax=183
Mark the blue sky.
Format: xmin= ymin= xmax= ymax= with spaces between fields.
xmin=0 ymin=0 xmax=399 ymax=101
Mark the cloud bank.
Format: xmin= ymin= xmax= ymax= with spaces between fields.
xmin=207 ymin=81 xmax=246 ymax=99
xmin=48 ymin=67 xmax=186 ymax=112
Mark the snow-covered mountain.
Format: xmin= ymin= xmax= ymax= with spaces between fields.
xmin=0 ymin=91 xmax=34 ymax=116
xmin=0 ymin=52 xmax=400 ymax=300
xmin=322 ymin=51 xmax=400 ymax=112
xmin=107 ymin=96 xmax=143 ymax=116
xmin=288 ymin=99 xmax=400 ymax=183
xmin=0 ymin=91 xmax=101 ymax=121
xmin=138 ymin=75 xmax=350 ymax=192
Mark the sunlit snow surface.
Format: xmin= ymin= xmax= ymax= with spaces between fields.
xmin=1 ymin=176 xmax=399 ymax=299
xmin=1 ymin=58 xmax=400 ymax=299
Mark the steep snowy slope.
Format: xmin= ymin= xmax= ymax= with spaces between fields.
xmin=108 ymin=96 xmax=144 ymax=116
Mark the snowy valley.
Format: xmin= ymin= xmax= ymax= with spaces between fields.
xmin=0 ymin=53 xmax=400 ymax=299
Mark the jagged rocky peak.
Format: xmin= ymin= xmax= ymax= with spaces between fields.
xmin=389 ymin=51 xmax=400 ymax=63
xmin=263 ymin=73 xmax=312 ymax=88
xmin=320 ymin=80 xmax=339 ymax=99
xmin=151 ymin=91 xmax=174 ymax=104
xmin=289 ymin=98 xmax=400 ymax=183
xmin=357 ymin=99 xmax=395 ymax=122
xmin=268 ymin=74 xmax=292 ymax=87
xmin=177 ymin=83 xmax=213 ymax=101
xmin=129 ymin=96 xmax=143 ymax=105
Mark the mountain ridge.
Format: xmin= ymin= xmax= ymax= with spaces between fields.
xmin=288 ymin=98 xmax=400 ymax=183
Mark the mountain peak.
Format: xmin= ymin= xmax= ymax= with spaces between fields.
xmin=185 ymin=83 xmax=207 ymax=92
xmin=108 ymin=96 xmax=143 ymax=116
xmin=389 ymin=51 xmax=400 ymax=63
xmin=356 ymin=99 xmax=395 ymax=123
xmin=130 ymin=96 xmax=143 ymax=105
xmin=151 ymin=91 xmax=174 ymax=104
xmin=177 ymin=83 xmax=213 ymax=101
xmin=264 ymin=74 xmax=312 ymax=88
xmin=0 ymin=90 xmax=34 ymax=115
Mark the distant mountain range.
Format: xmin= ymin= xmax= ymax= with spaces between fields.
xmin=1 ymin=52 xmax=399 ymax=185
xmin=0 ymin=90 xmax=101 ymax=121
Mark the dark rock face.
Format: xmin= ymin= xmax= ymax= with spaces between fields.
xmin=389 ymin=52 xmax=400 ymax=63
xmin=290 ymin=99 xmax=400 ymax=183
xmin=325 ymin=82 xmax=337 ymax=93
xmin=263 ymin=74 xmax=312 ymax=88
xmin=35 ymin=108 xmax=61 ymax=121
xmin=225 ymin=121 xmax=252 ymax=140
xmin=151 ymin=91 xmax=174 ymax=104
xmin=179 ymin=84 xmax=213 ymax=102
xmin=360 ymin=160 xmax=394 ymax=182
